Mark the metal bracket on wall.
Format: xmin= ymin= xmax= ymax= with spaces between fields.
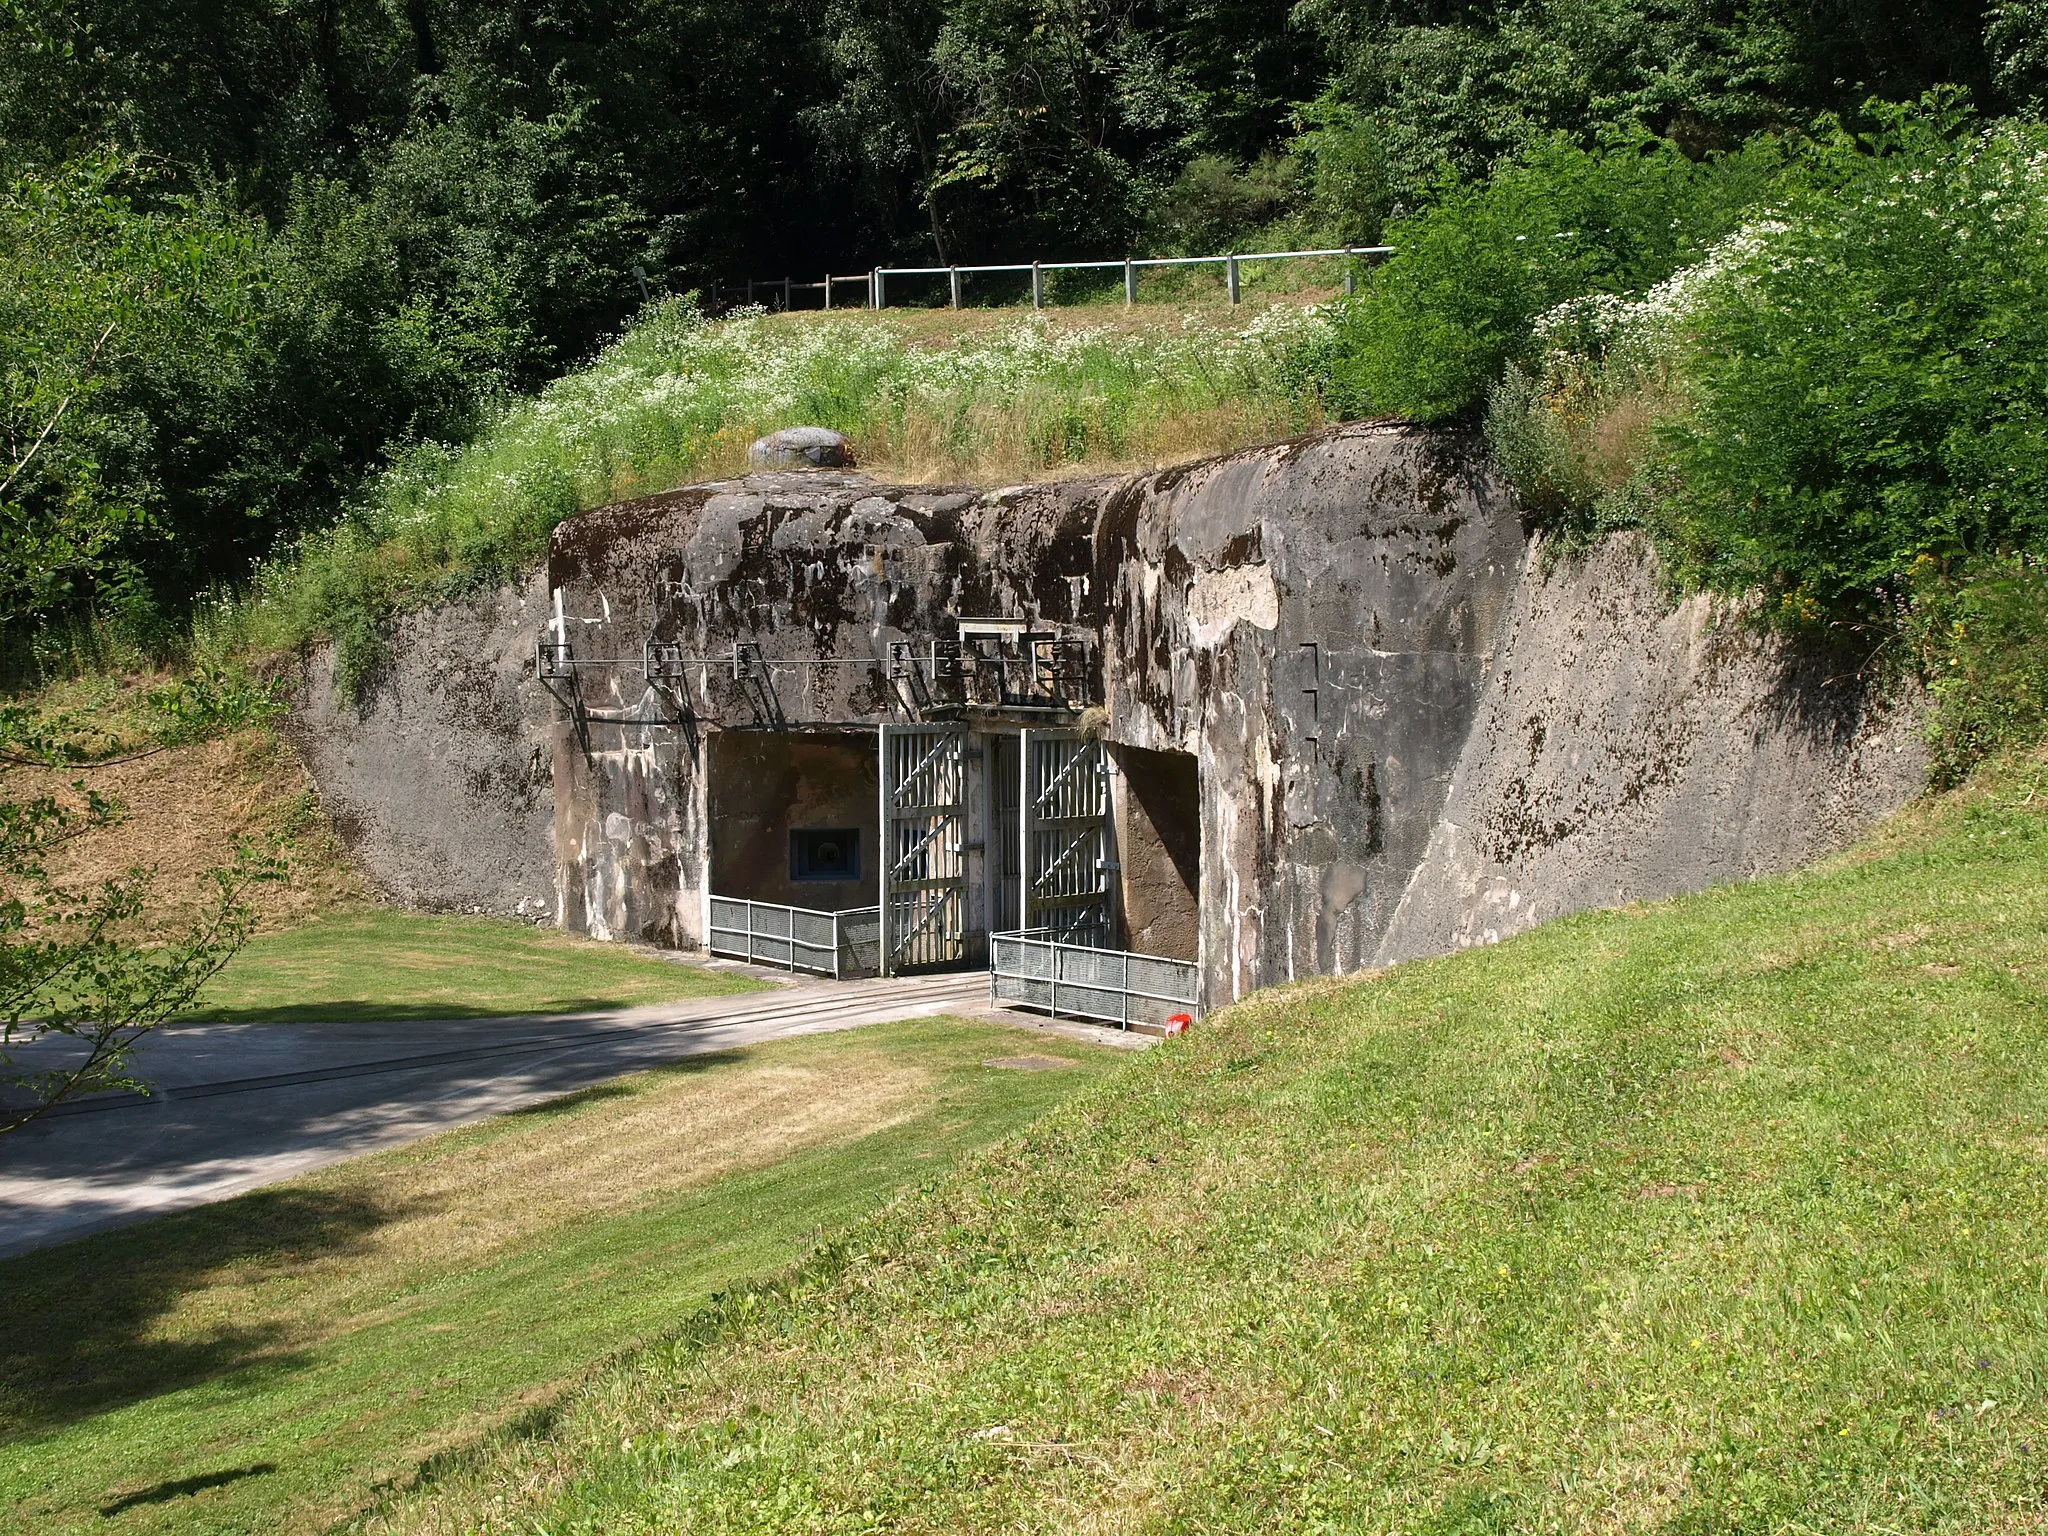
xmin=1298 ymin=640 xmax=1321 ymax=768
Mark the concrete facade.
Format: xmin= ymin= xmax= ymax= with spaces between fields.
xmin=289 ymin=422 xmax=1927 ymax=1006
xmin=287 ymin=574 xmax=555 ymax=918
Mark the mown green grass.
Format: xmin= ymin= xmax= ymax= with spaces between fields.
xmin=0 ymin=1019 xmax=1114 ymax=1534
xmin=368 ymin=762 xmax=2048 ymax=1534
xmin=184 ymin=908 xmax=762 ymax=1022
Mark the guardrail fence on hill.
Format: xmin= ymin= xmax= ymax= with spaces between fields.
xmin=710 ymin=246 xmax=1393 ymax=313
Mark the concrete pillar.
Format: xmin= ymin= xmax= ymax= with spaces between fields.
xmin=782 ymin=276 xmax=791 ymax=311
xmin=1032 ymin=261 xmax=1043 ymax=310
xmin=824 ymin=273 xmax=832 ymax=310
xmin=1226 ymin=255 xmax=1240 ymax=306
xmin=949 ymin=266 xmax=962 ymax=309
xmin=1343 ymin=247 xmax=1356 ymax=297
xmin=1124 ymin=258 xmax=1136 ymax=306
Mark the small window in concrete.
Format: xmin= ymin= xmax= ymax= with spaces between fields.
xmin=790 ymin=828 xmax=860 ymax=882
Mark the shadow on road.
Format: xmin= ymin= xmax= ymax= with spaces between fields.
xmin=174 ymin=997 xmax=645 ymax=1025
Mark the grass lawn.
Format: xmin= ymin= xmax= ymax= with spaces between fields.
xmin=0 ymin=1018 xmax=1116 ymax=1534
xmin=183 ymin=907 xmax=763 ymax=1022
xmin=364 ymin=761 xmax=2048 ymax=1533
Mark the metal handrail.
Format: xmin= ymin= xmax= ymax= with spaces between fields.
xmin=719 ymin=245 xmax=1395 ymax=312
xmin=988 ymin=927 xmax=1200 ymax=1031
xmin=707 ymin=896 xmax=882 ymax=979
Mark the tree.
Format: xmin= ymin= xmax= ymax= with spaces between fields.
xmin=0 ymin=699 xmax=279 ymax=1132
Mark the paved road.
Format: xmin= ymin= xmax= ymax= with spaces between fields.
xmin=0 ymin=971 xmax=1007 ymax=1259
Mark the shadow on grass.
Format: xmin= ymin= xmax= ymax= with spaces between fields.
xmin=100 ymin=1463 xmax=276 ymax=1514
xmin=0 ymin=1185 xmax=401 ymax=1438
xmin=0 ymin=1051 xmax=752 ymax=1438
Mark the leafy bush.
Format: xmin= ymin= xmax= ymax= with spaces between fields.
xmin=1480 ymin=225 xmax=1777 ymax=536
xmin=1912 ymin=557 xmax=2048 ymax=787
xmin=1652 ymin=98 xmax=2048 ymax=629
xmin=1327 ymin=136 xmax=1789 ymax=422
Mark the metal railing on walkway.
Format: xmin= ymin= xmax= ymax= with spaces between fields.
xmin=716 ymin=245 xmax=1394 ymax=313
xmin=708 ymin=896 xmax=882 ymax=979
xmin=989 ymin=928 xmax=1200 ymax=1031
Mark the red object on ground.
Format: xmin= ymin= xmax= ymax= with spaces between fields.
xmin=1164 ymin=1012 xmax=1193 ymax=1036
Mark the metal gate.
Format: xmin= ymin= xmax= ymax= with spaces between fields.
xmin=1021 ymin=731 xmax=1112 ymax=944
xmin=879 ymin=723 xmax=968 ymax=973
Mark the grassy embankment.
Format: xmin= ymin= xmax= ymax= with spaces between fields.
xmin=0 ymin=1019 xmax=1113 ymax=1535
xmin=4 ymin=678 xmax=758 ymax=1018
xmin=184 ymin=907 xmax=761 ymax=1022
xmin=344 ymin=758 xmax=2048 ymax=1534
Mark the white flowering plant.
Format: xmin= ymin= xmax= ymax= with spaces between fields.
xmin=199 ymin=298 xmax=1337 ymax=689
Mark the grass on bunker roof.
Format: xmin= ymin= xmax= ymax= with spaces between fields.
xmin=361 ymin=755 xmax=2048 ymax=1534
xmin=182 ymin=906 xmax=763 ymax=1022
xmin=0 ymin=1017 xmax=1115 ymax=1535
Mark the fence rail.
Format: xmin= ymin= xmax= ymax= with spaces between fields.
xmin=707 ymin=896 xmax=881 ymax=979
xmin=714 ymin=245 xmax=1393 ymax=313
xmin=989 ymin=928 xmax=1200 ymax=1031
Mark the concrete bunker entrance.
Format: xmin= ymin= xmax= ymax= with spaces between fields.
xmin=704 ymin=722 xmax=1205 ymax=984
xmin=707 ymin=729 xmax=881 ymax=911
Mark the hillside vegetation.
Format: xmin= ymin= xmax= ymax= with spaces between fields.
xmin=195 ymin=301 xmax=1335 ymax=692
xmin=361 ymin=759 xmax=2048 ymax=1534
xmin=0 ymin=1020 xmax=1112 ymax=1535
xmin=3 ymin=1 xmax=2042 ymax=781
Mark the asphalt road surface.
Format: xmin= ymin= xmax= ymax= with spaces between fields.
xmin=0 ymin=971 xmax=1006 ymax=1259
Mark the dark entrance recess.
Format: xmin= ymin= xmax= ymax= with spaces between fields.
xmin=1113 ymin=744 xmax=1200 ymax=961
xmin=707 ymin=730 xmax=879 ymax=910
xmin=791 ymin=827 xmax=860 ymax=882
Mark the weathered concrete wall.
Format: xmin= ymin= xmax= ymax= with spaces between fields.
xmin=284 ymin=423 xmax=1927 ymax=1001
xmin=544 ymin=471 xmax=1111 ymax=946
xmin=1097 ymin=422 xmax=1528 ymax=1004
xmin=709 ymin=730 xmax=879 ymax=909
xmin=287 ymin=574 xmax=555 ymax=917
xmin=1376 ymin=534 xmax=1927 ymax=962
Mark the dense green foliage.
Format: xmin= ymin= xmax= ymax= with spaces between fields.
xmin=0 ymin=0 xmax=2019 ymax=645
xmin=1656 ymin=104 xmax=2048 ymax=623
xmin=1326 ymin=134 xmax=1790 ymax=422
xmin=1461 ymin=96 xmax=2048 ymax=774
xmin=364 ymin=759 xmax=2048 ymax=1534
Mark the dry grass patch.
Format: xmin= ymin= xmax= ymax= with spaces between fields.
xmin=6 ymin=726 xmax=366 ymax=936
xmin=149 ymin=1051 xmax=935 ymax=1345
